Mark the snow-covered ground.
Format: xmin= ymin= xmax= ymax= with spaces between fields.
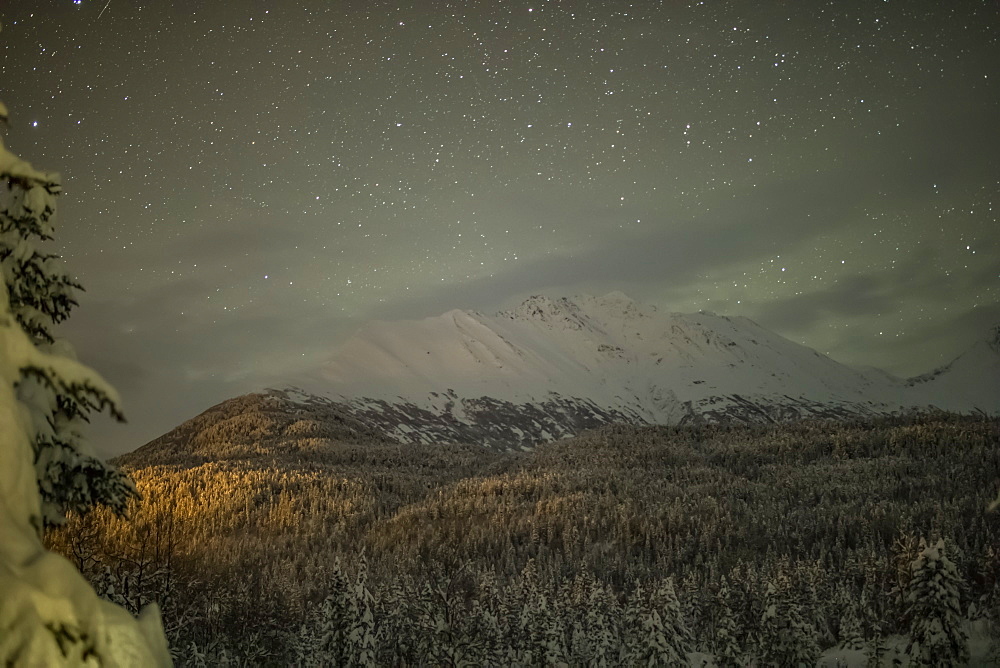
xmin=815 ymin=619 xmax=997 ymax=666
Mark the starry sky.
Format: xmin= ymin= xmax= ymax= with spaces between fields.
xmin=1 ymin=1 xmax=998 ymax=456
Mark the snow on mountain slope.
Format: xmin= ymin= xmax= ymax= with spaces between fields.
xmin=273 ymin=292 xmax=997 ymax=449
xmin=903 ymin=324 xmax=1000 ymax=414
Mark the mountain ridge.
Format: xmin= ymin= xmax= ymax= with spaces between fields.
xmin=126 ymin=293 xmax=1000 ymax=455
xmin=265 ymin=293 xmax=999 ymax=450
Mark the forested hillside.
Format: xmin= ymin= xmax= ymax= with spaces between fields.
xmin=47 ymin=411 xmax=1000 ymax=665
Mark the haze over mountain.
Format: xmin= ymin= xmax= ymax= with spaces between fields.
xmin=207 ymin=292 xmax=1000 ymax=451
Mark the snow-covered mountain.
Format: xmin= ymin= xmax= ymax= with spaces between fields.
xmin=904 ymin=323 xmax=1000 ymax=413
xmin=271 ymin=292 xmax=999 ymax=450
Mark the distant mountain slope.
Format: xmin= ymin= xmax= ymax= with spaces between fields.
xmin=258 ymin=292 xmax=997 ymax=449
xmin=116 ymin=392 xmax=392 ymax=468
xmin=905 ymin=324 xmax=1000 ymax=414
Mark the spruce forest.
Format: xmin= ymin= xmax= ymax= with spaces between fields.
xmin=45 ymin=393 xmax=1000 ymax=665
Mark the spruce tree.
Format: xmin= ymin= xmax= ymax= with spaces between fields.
xmin=757 ymin=573 xmax=820 ymax=667
xmin=0 ymin=98 xmax=168 ymax=664
xmin=538 ymin=594 xmax=568 ymax=667
xmin=865 ymin=622 xmax=887 ymax=668
xmin=621 ymin=581 xmax=647 ymax=664
xmin=713 ymin=580 xmax=744 ymax=667
xmin=0 ymin=103 xmax=135 ymax=528
xmin=376 ymin=575 xmax=417 ymax=666
xmin=904 ymin=539 xmax=969 ymax=667
xmin=637 ymin=608 xmax=686 ymax=666
xmin=349 ymin=555 xmax=377 ymax=667
xmin=472 ymin=569 xmax=505 ymax=665
xmin=467 ymin=597 xmax=504 ymax=667
xmin=651 ymin=577 xmax=694 ymax=658
xmin=297 ymin=558 xmax=352 ymax=666
xmin=585 ymin=583 xmax=618 ymax=667
xmin=838 ymin=601 xmax=865 ymax=651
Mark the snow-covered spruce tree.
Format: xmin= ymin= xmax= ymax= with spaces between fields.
xmin=0 ymin=107 xmax=135 ymax=528
xmin=584 ymin=581 xmax=618 ymax=667
xmin=650 ymin=577 xmax=694 ymax=659
xmin=904 ymin=539 xmax=969 ymax=666
xmin=467 ymin=596 xmax=504 ymax=667
xmin=375 ymin=574 xmax=419 ymax=665
xmin=636 ymin=608 xmax=685 ymax=666
xmin=838 ymin=600 xmax=865 ymax=651
xmin=516 ymin=580 xmax=567 ymax=666
xmin=348 ymin=554 xmax=377 ymax=667
xmin=0 ymin=101 xmax=169 ymax=664
xmin=713 ymin=579 xmax=744 ymax=667
xmin=621 ymin=580 xmax=646 ymax=663
xmin=757 ymin=574 xmax=820 ymax=667
xmin=622 ymin=577 xmax=693 ymax=666
xmin=540 ymin=595 xmax=569 ymax=667
xmin=865 ymin=623 xmax=887 ymax=668
xmin=295 ymin=557 xmax=352 ymax=666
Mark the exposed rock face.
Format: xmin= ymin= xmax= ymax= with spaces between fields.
xmin=327 ymin=391 xmax=649 ymax=450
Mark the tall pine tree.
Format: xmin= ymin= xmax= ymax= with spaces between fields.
xmin=713 ymin=579 xmax=744 ymax=667
xmin=0 ymin=101 xmax=134 ymax=528
xmin=838 ymin=600 xmax=865 ymax=651
xmin=296 ymin=558 xmax=352 ymax=666
xmin=904 ymin=539 xmax=969 ymax=667
xmin=757 ymin=572 xmax=820 ymax=667
xmin=0 ymin=97 xmax=168 ymax=664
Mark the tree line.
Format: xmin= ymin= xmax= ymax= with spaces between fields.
xmin=45 ymin=410 xmax=1000 ymax=664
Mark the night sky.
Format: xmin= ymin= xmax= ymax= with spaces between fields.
xmin=1 ymin=1 xmax=997 ymax=456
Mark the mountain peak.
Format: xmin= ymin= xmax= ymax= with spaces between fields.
xmin=503 ymin=294 xmax=589 ymax=330
xmin=510 ymin=294 xmax=558 ymax=317
xmin=594 ymin=290 xmax=637 ymax=307
xmin=502 ymin=292 xmax=651 ymax=328
xmin=587 ymin=291 xmax=645 ymax=318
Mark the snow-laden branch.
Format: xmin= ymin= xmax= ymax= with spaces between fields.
xmin=0 ymin=139 xmax=59 ymax=192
